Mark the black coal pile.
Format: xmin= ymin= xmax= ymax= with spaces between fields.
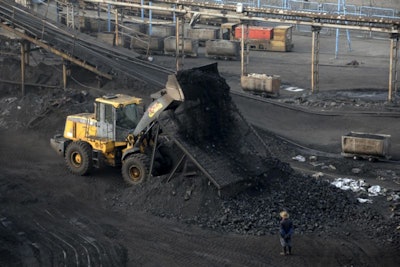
xmin=112 ymin=63 xmax=399 ymax=246
xmin=113 ymin=153 xmax=399 ymax=246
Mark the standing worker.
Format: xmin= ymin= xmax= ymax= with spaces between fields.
xmin=279 ymin=211 xmax=294 ymax=256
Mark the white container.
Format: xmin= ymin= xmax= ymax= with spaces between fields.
xmin=341 ymin=132 xmax=391 ymax=159
xmin=241 ymin=74 xmax=281 ymax=95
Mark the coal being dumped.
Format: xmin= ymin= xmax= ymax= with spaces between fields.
xmin=175 ymin=63 xmax=234 ymax=144
xmin=157 ymin=63 xmax=277 ymax=196
xmin=141 ymin=64 xmax=398 ymax=244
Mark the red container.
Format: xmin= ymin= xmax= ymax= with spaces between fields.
xmin=234 ymin=26 xmax=274 ymax=40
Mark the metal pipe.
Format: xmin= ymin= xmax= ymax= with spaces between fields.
xmin=149 ymin=2 xmax=152 ymax=35
xmin=172 ymin=4 xmax=176 ymax=23
xmin=335 ymin=28 xmax=339 ymax=59
xmin=389 ymin=37 xmax=394 ymax=102
xmin=175 ymin=17 xmax=179 ymax=71
xmin=343 ymin=1 xmax=352 ymax=52
xmin=181 ymin=18 xmax=184 ymax=69
xmin=141 ymin=0 xmax=144 ymax=20
xmin=335 ymin=0 xmax=340 ymax=59
xmin=148 ymin=124 xmax=160 ymax=180
xmin=311 ymin=30 xmax=315 ymax=92
xmin=115 ymin=8 xmax=119 ymax=46
xmin=97 ymin=3 xmax=101 ymax=32
xmin=63 ymin=62 xmax=68 ymax=89
xmin=56 ymin=1 xmax=60 ymax=23
xmin=25 ymin=41 xmax=30 ymax=66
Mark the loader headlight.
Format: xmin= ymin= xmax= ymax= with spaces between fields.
xmin=127 ymin=134 xmax=135 ymax=145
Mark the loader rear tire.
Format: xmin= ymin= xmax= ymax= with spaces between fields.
xmin=122 ymin=154 xmax=149 ymax=185
xmin=65 ymin=141 xmax=93 ymax=176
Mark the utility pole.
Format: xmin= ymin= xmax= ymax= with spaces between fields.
xmin=389 ymin=33 xmax=399 ymax=102
xmin=311 ymin=26 xmax=321 ymax=93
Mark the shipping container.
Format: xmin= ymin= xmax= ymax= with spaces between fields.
xmin=234 ymin=26 xmax=274 ymax=40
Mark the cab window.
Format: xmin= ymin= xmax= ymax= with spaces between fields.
xmin=116 ymin=104 xmax=139 ymax=129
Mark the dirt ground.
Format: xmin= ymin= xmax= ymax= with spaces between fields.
xmin=1 ymin=29 xmax=400 ymax=267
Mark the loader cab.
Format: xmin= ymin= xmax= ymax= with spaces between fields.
xmin=94 ymin=94 xmax=143 ymax=141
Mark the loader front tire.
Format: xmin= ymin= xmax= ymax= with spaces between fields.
xmin=122 ymin=154 xmax=149 ymax=185
xmin=65 ymin=141 xmax=93 ymax=176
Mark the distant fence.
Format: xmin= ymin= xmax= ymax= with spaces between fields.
xmin=202 ymin=0 xmax=399 ymax=19
xmin=360 ymin=6 xmax=396 ymax=19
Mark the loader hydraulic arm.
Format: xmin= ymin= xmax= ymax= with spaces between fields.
xmin=133 ymin=75 xmax=184 ymax=136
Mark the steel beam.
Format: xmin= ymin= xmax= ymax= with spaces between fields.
xmin=84 ymin=0 xmax=400 ymax=33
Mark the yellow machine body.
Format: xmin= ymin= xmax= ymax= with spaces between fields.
xmin=62 ymin=94 xmax=143 ymax=166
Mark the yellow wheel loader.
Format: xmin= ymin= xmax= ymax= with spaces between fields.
xmin=50 ymin=74 xmax=185 ymax=185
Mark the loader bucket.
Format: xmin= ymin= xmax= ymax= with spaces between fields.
xmin=132 ymin=70 xmax=186 ymax=136
xmin=176 ymin=63 xmax=221 ymax=101
xmin=165 ymin=63 xmax=220 ymax=102
xmin=165 ymin=74 xmax=185 ymax=102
